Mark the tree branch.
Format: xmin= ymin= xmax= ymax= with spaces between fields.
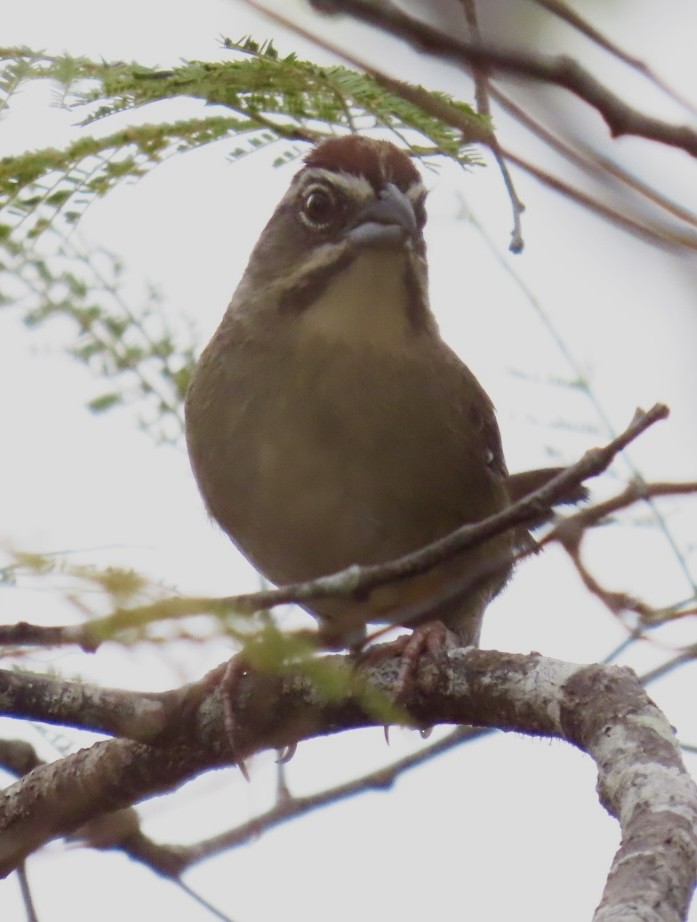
xmin=458 ymin=0 xmax=526 ymax=252
xmin=547 ymin=479 xmax=697 ymax=624
xmin=0 ymin=647 xmax=695 ymax=922
xmin=0 ymin=403 xmax=670 ymax=650
xmin=531 ymin=0 xmax=697 ymax=118
xmin=308 ymin=0 xmax=697 ymax=157
xmin=243 ymin=1 xmax=697 ymax=252
xmin=158 ymin=726 xmax=488 ymax=870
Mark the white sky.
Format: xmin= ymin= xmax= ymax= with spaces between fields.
xmin=1 ymin=2 xmax=697 ymax=921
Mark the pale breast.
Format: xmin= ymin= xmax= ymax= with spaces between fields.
xmin=190 ymin=329 xmax=509 ymax=591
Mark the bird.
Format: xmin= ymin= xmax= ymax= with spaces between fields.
xmin=185 ymin=135 xmax=583 ymax=652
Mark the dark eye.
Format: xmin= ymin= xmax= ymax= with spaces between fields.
xmin=301 ymin=186 xmax=337 ymax=228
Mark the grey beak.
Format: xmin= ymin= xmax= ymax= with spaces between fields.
xmin=347 ymin=182 xmax=418 ymax=247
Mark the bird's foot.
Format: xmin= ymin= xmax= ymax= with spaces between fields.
xmin=218 ymin=655 xmax=252 ymax=779
xmin=359 ymin=621 xmax=457 ymax=711
xmin=190 ymin=654 xmax=252 ymax=779
xmin=391 ymin=621 xmax=458 ymax=701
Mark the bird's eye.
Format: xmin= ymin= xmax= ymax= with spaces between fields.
xmin=301 ymin=186 xmax=336 ymax=228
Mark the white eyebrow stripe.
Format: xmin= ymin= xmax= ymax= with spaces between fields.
xmin=301 ymin=169 xmax=374 ymax=202
xmin=301 ymin=167 xmax=427 ymax=203
xmin=406 ymin=180 xmax=427 ymax=203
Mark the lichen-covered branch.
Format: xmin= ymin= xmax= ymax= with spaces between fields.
xmin=1 ymin=647 xmax=695 ymax=921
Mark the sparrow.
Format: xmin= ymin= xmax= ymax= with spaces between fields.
xmin=185 ymin=135 xmax=581 ymax=650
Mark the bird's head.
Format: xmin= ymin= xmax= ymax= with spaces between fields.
xmin=234 ymin=136 xmax=434 ymax=343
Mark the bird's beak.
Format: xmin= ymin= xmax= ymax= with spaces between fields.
xmin=347 ymin=182 xmax=418 ymax=247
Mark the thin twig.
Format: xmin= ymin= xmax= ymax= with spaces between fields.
xmin=500 ymin=147 xmax=697 ymax=252
xmin=176 ymin=727 xmax=486 ymax=867
xmin=241 ymin=0 xmax=697 ymax=252
xmin=640 ymin=647 xmax=697 ymax=687
xmin=0 ymin=404 xmax=670 ymax=651
xmin=530 ymin=0 xmax=697 ymax=118
xmin=17 ymin=864 xmax=39 ymax=922
xmin=456 ymin=200 xmax=697 ymax=594
xmin=547 ymin=480 xmax=697 ymax=622
xmin=549 ymin=480 xmax=697 ymax=533
xmin=458 ymin=0 xmax=525 ymax=252
xmin=491 ymin=87 xmax=697 ymax=231
xmin=305 ymin=0 xmax=697 ymax=157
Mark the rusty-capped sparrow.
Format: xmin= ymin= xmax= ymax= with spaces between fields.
xmin=186 ymin=136 xmax=581 ymax=649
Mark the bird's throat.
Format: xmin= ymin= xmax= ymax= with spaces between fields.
xmin=295 ymin=249 xmax=419 ymax=346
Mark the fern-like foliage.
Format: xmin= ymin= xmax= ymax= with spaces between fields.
xmin=0 ymin=38 xmax=488 ymax=438
xmin=1 ymin=38 xmax=484 ymax=238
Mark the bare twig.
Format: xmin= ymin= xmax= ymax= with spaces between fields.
xmin=0 ymin=404 xmax=669 ymax=650
xmin=491 ymin=87 xmax=697 ymax=231
xmin=500 ymin=148 xmax=697 ymax=252
xmin=375 ymin=78 xmax=697 ymax=251
xmin=17 ymin=864 xmax=39 ymax=922
xmin=459 ymin=0 xmax=525 ymax=252
xmin=549 ymin=479 xmax=697 ymax=536
xmin=306 ymin=0 xmax=697 ymax=157
xmin=547 ymin=479 xmax=697 ymax=624
xmin=241 ymin=0 xmax=697 ymax=253
xmin=530 ymin=0 xmax=697 ymax=118
xmin=458 ymin=204 xmax=697 ymax=594
xmin=95 ymin=403 xmax=671 ymax=610
xmin=573 ymin=140 xmax=697 ymax=228
xmin=168 ymin=726 xmax=486 ymax=869
xmin=640 ymin=646 xmax=697 ymax=687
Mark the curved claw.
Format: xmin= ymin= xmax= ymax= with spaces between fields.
xmin=276 ymin=743 xmax=298 ymax=764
